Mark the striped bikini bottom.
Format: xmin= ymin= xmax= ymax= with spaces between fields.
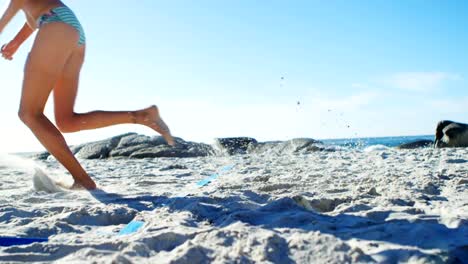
xmin=37 ymin=5 xmax=86 ymax=45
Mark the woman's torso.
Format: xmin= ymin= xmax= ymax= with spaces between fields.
xmin=22 ymin=0 xmax=64 ymax=29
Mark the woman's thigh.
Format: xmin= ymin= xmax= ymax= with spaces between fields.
xmin=20 ymin=22 xmax=79 ymax=115
xmin=53 ymin=45 xmax=85 ymax=119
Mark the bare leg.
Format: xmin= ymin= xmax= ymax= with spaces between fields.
xmin=53 ymin=47 xmax=174 ymax=145
xmin=19 ymin=23 xmax=96 ymax=189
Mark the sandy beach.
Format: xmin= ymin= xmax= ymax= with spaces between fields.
xmin=0 ymin=145 xmax=467 ymax=263
xmin=1 ymin=0 xmax=467 ymax=262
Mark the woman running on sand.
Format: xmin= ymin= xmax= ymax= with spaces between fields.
xmin=0 ymin=0 xmax=174 ymax=190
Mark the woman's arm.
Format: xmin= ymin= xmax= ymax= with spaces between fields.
xmin=0 ymin=0 xmax=26 ymax=34
xmin=12 ymin=22 xmax=33 ymax=44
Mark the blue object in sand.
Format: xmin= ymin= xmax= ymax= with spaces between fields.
xmin=197 ymin=165 xmax=234 ymax=187
xmin=219 ymin=165 xmax=234 ymax=172
xmin=0 ymin=236 xmax=48 ymax=247
xmin=196 ymin=174 xmax=218 ymax=187
xmin=118 ymin=220 xmax=145 ymax=235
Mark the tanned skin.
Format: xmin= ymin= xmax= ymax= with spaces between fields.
xmin=0 ymin=0 xmax=174 ymax=190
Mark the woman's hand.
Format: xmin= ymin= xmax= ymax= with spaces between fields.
xmin=1 ymin=23 xmax=35 ymax=60
xmin=1 ymin=40 xmax=20 ymax=60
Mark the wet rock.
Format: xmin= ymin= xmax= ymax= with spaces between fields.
xmin=435 ymin=120 xmax=468 ymax=148
xmin=215 ymin=137 xmax=258 ymax=155
xmin=396 ymin=140 xmax=434 ymax=149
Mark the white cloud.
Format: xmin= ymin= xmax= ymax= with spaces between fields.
xmin=388 ymin=72 xmax=461 ymax=91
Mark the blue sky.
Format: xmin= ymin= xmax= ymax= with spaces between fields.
xmin=0 ymin=0 xmax=467 ymax=152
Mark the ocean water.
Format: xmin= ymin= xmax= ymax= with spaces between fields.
xmin=321 ymin=135 xmax=434 ymax=149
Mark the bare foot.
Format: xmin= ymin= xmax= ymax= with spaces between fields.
xmin=136 ymin=105 xmax=175 ymax=146
xmin=70 ymin=182 xmax=84 ymax=190
xmin=72 ymin=175 xmax=97 ymax=190
xmin=71 ymin=180 xmax=96 ymax=190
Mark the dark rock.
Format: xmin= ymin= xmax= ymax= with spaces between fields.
xmin=75 ymin=141 xmax=112 ymax=159
xmin=116 ymin=134 xmax=153 ymax=148
xmin=435 ymin=120 xmax=468 ymax=148
xmin=35 ymin=151 xmax=50 ymax=160
xmin=32 ymin=134 xmax=327 ymax=160
xmin=129 ymin=146 xmax=177 ymax=158
xmin=129 ymin=141 xmax=214 ymax=158
xmin=110 ymin=144 xmax=154 ymax=157
xmin=70 ymin=144 xmax=85 ymax=155
xmin=35 ymin=143 xmax=84 ymax=160
xmin=396 ymin=140 xmax=434 ymax=149
xmin=215 ymin=137 xmax=258 ymax=155
xmin=110 ymin=135 xmax=189 ymax=158
xmin=41 ymin=133 xmax=214 ymax=159
xmin=179 ymin=141 xmax=215 ymax=157
xmin=75 ymin=133 xmax=135 ymax=159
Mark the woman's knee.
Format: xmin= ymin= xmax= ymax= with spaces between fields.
xmin=55 ymin=114 xmax=79 ymax=133
xmin=18 ymin=108 xmax=42 ymax=127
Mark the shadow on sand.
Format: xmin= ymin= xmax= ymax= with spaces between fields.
xmin=91 ymin=189 xmax=467 ymax=263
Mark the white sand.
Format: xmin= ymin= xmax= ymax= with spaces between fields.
xmin=0 ymin=147 xmax=467 ymax=263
